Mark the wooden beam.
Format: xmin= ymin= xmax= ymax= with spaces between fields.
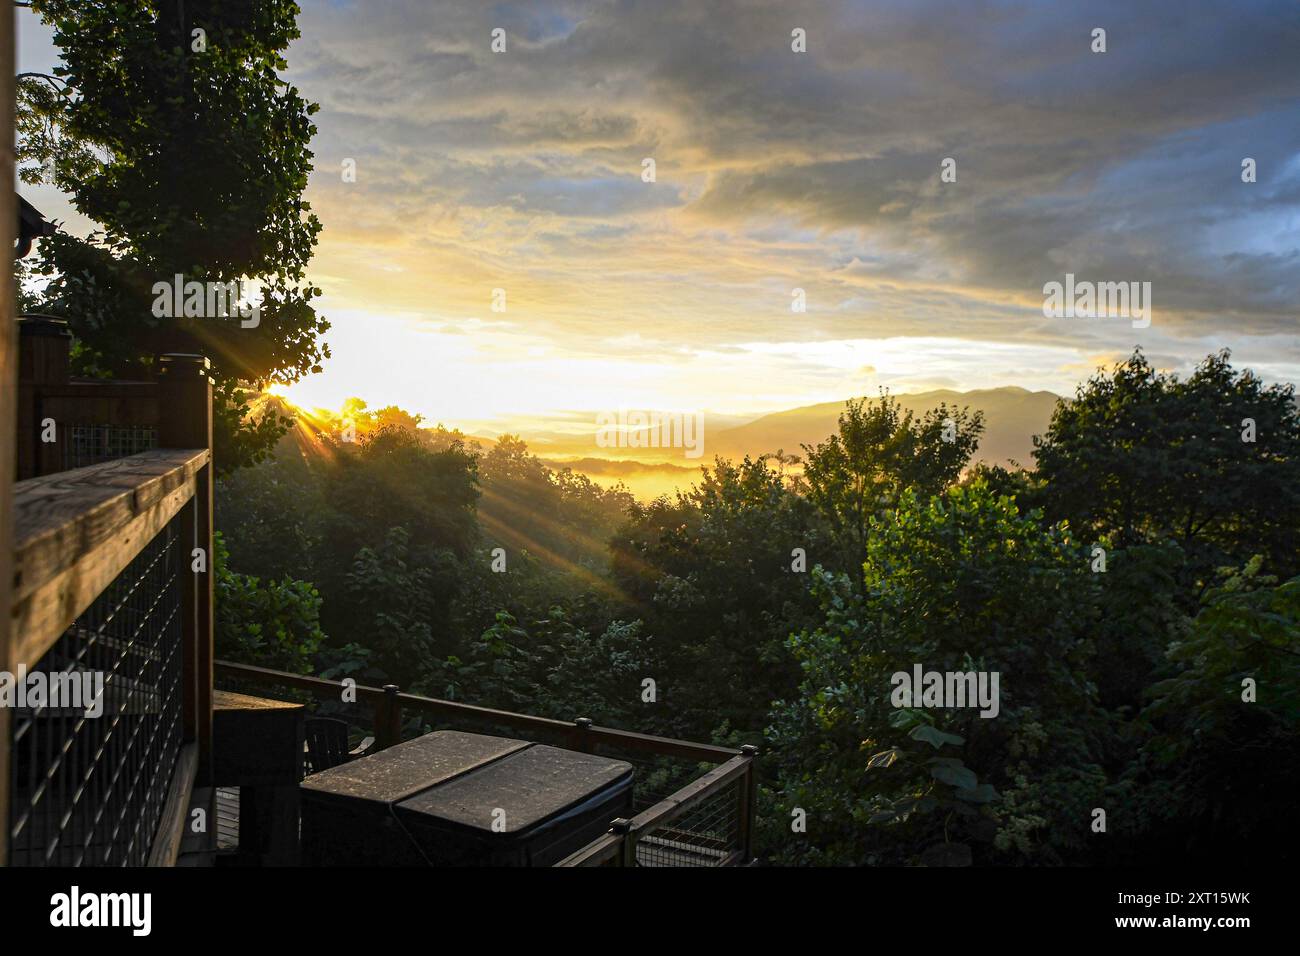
xmin=0 ymin=0 xmax=17 ymax=867
xmin=217 ymin=659 xmax=390 ymax=702
xmin=158 ymin=355 xmax=214 ymax=783
xmin=41 ymin=385 xmax=160 ymax=427
xmin=579 ymin=725 xmax=740 ymax=764
xmin=554 ymin=831 xmax=623 ymax=867
xmin=10 ymin=449 xmax=208 ymax=668
xmin=147 ymin=743 xmax=199 ymax=867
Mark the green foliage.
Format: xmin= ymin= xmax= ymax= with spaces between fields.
xmin=767 ymin=482 xmax=1107 ymax=865
xmin=425 ymin=608 xmax=658 ymax=730
xmin=960 ymin=461 xmax=1044 ymax=512
xmin=1034 ymin=349 xmax=1300 ymax=588
xmin=206 ymin=348 xmax=1295 ymax=869
xmin=478 ymin=435 xmax=635 ymax=573
xmin=802 ymin=393 xmax=984 ymax=571
xmin=344 ymin=527 xmax=439 ymax=687
xmin=1114 ymin=561 xmax=1300 ymax=864
xmin=315 ymin=642 xmax=379 ymax=685
xmin=314 ymin=425 xmax=479 ymax=647
xmin=610 ymin=456 xmax=826 ymax=741
xmin=19 ymin=0 xmax=329 ymax=471
xmin=213 ymin=531 xmax=324 ymax=674
xmin=1089 ymin=542 xmax=1186 ymax=712
xmin=216 ymin=416 xmax=323 ymax=582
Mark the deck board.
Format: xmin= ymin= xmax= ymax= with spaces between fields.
xmin=216 ymin=786 xmax=240 ymax=851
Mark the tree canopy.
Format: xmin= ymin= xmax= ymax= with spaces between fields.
xmin=18 ymin=0 xmax=329 ymax=471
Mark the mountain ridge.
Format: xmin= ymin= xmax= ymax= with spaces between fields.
xmin=704 ymin=386 xmax=1061 ymax=468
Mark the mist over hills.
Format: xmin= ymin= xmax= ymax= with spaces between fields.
xmin=523 ymin=387 xmax=1059 ymax=465
xmin=526 ymin=387 xmax=1062 ymax=499
xmin=705 ymin=387 xmax=1061 ymax=469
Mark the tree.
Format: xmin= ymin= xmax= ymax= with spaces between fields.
xmin=1034 ymin=349 xmax=1300 ymax=592
xmin=425 ymin=607 xmax=658 ymax=730
xmin=476 ymin=435 xmax=634 ymax=573
xmin=315 ymin=425 xmax=480 ymax=647
xmin=1117 ymin=560 xmax=1300 ymax=865
xmin=214 ymin=531 xmax=325 ymax=674
xmin=343 ymin=526 xmax=438 ymax=687
xmin=767 ymin=482 xmax=1107 ymax=865
xmin=802 ymin=394 xmax=984 ymax=572
xmin=18 ymin=0 xmax=329 ymax=472
xmin=215 ymin=416 xmax=324 ymax=583
xmin=610 ymin=456 xmax=828 ymax=741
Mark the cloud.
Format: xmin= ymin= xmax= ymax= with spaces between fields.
xmin=272 ymin=0 xmax=1300 ymax=419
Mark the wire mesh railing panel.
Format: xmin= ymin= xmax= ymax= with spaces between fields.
xmin=64 ymin=424 xmax=158 ymax=471
xmin=635 ymin=776 xmax=743 ymax=868
xmin=7 ymin=515 xmax=185 ymax=866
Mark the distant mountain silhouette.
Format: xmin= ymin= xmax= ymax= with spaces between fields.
xmin=706 ymin=387 xmax=1060 ymax=468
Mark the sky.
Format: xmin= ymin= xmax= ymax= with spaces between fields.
xmin=16 ymin=1 xmax=1300 ymax=435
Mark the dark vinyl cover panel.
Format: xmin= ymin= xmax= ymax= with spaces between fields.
xmin=395 ymin=743 xmax=634 ymax=837
xmin=300 ymin=730 xmax=529 ymax=808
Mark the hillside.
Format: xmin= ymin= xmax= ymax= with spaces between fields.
xmin=706 ymin=387 xmax=1060 ymax=468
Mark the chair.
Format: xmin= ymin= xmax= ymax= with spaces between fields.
xmin=303 ymin=717 xmax=374 ymax=775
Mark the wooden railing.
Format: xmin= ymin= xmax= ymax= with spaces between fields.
xmin=214 ymin=660 xmax=759 ymax=866
xmin=213 ymin=660 xmax=740 ymax=763
xmin=557 ymin=748 xmax=758 ymax=867
xmin=16 ymin=316 xmax=163 ymax=480
xmin=4 ymin=350 xmax=215 ymax=866
xmin=13 ymin=449 xmax=208 ymax=671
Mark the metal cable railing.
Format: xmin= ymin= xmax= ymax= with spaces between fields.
xmin=8 ymin=515 xmax=185 ymax=866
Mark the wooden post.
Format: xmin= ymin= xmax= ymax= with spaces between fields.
xmin=157 ymin=353 xmax=214 ymax=785
xmin=15 ymin=317 xmax=71 ymax=479
xmin=0 ymin=0 xmax=16 ymax=867
xmin=571 ymin=716 xmax=593 ymax=753
xmin=739 ymin=744 xmax=759 ymax=864
xmin=375 ymin=684 xmax=402 ymax=750
xmin=610 ymin=817 xmax=636 ymax=867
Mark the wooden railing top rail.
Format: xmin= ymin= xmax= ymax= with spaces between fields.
xmin=554 ymin=831 xmax=623 ymax=867
xmin=214 ymin=659 xmax=743 ymax=764
xmin=215 ymin=660 xmax=390 ymax=703
xmin=11 ymin=448 xmax=209 ymax=670
xmin=627 ymin=751 xmax=751 ymax=834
